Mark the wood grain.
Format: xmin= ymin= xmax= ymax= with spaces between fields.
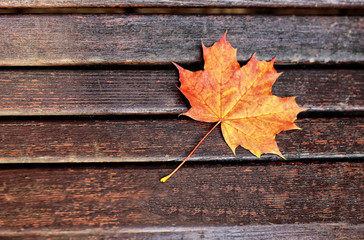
xmin=0 ymin=15 xmax=362 ymax=66
xmin=0 ymin=161 xmax=362 ymax=229
xmin=0 ymin=2 xmax=361 ymax=238
xmin=0 ymin=0 xmax=363 ymax=8
xmin=1 ymin=224 xmax=363 ymax=239
xmin=0 ymin=68 xmax=362 ymax=116
xmin=0 ymin=118 xmax=362 ymax=163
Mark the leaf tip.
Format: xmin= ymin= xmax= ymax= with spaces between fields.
xmin=227 ymin=143 xmax=237 ymax=156
xmin=178 ymin=112 xmax=189 ymax=119
xmin=201 ymin=41 xmax=207 ymax=49
xmin=249 ymin=53 xmax=259 ymax=64
xmin=301 ymin=107 xmax=309 ymax=113
xmin=172 ymin=62 xmax=182 ymax=70
xmin=218 ymin=31 xmax=227 ymax=42
xmin=271 ymin=151 xmax=286 ymax=160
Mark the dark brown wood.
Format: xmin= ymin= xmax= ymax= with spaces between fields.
xmin=0 ymin=0 xmax=363 ymax=8
xmin=0 ymin=224 xmax=363 ymax=239
xmin=0 ymin=2 xmax=361 ymax=239
xmin=0 ymin=68 xmax=362 ymax=116
xmin=0 ymin=15 xmax=362 ymax=66
xmin=0 ymin=161 xmax=362 ymax=229
xmin=0 ymin=118 xmax=362 ymax=163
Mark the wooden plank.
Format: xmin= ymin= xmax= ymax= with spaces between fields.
xmin=0 ymin=161 xmax=362 ymax=229
xmin=0 ymin=68 xmax=362 ymax=116
xmin=0 ymin=15 xmax=362 ymax=66
xmin=0 ymin=224 xmax=363 ymax=240
xmin=0 ymin=0 xmax=363 ymax=8
xmin=0 ymin=118 xmax=362 ymax=163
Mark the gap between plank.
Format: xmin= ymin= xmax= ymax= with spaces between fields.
xmin=0 ymin=7 xmax=363 ymax=16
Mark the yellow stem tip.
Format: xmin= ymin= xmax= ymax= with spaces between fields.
xmin=160 ymin=175 xmax=171 ymax=183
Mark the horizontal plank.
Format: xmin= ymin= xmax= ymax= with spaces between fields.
xmin=0 ymin=68 xmax=362 ymax=116
xmin=0 ymin=0 xmax=363 ymax=8
xmin=0 ymin=161 xmax=362 ymax=229
xmin=0 ymin=15 xmax=362 ymax=66
xmin=1 ymin=224 xmax=363 ymax=239
xmin=0 ymin=118 xmax=362 ymax=163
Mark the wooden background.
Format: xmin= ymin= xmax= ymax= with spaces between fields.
xmin=0 ymin=1 xmax=363 ymax=239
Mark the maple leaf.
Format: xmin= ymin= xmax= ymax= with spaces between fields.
xmin=161 ymin=32 xmax=306 ymax=182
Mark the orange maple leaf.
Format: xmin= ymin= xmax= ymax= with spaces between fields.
xmin=161 ymin=32 xmax=306 ymax=182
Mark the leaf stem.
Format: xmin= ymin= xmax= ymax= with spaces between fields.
xmin=160 ymin=121 xmax=221 ymax=182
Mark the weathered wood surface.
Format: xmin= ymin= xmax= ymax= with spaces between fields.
xmin=0 ymin=161 xmax=362 ymax=229
xmin=1 ymin=224 xmax=363 ymax=240
xmin=0 ymin=15 xmax=362 ymax=66
xmin=0 ymin=0 xmax=363 ymax=8
xmin=0 ymin=2 xmax=361 ymax=240
xmin=0 ymin=68 xmax=362 ymax=116
xmin=0 ymin=118 xmax=362 ymax=163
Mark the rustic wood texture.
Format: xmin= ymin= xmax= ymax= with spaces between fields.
xmin=0 ymin=15 xmax=362 ymax=66
xmin=0 ymin=2 xmax=362 ymax=238
xmin=1 ymin=224 xmax=363 ymax=240
xmin=0 ymin=68 xmax=362 ymax=116
xmin=0 ymin=161 xmax=362 ymax=229
xmin=0 ymin=0 xmax=363 ymax=8
xmin=0 ymin=118 xmax=362 ymax=163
